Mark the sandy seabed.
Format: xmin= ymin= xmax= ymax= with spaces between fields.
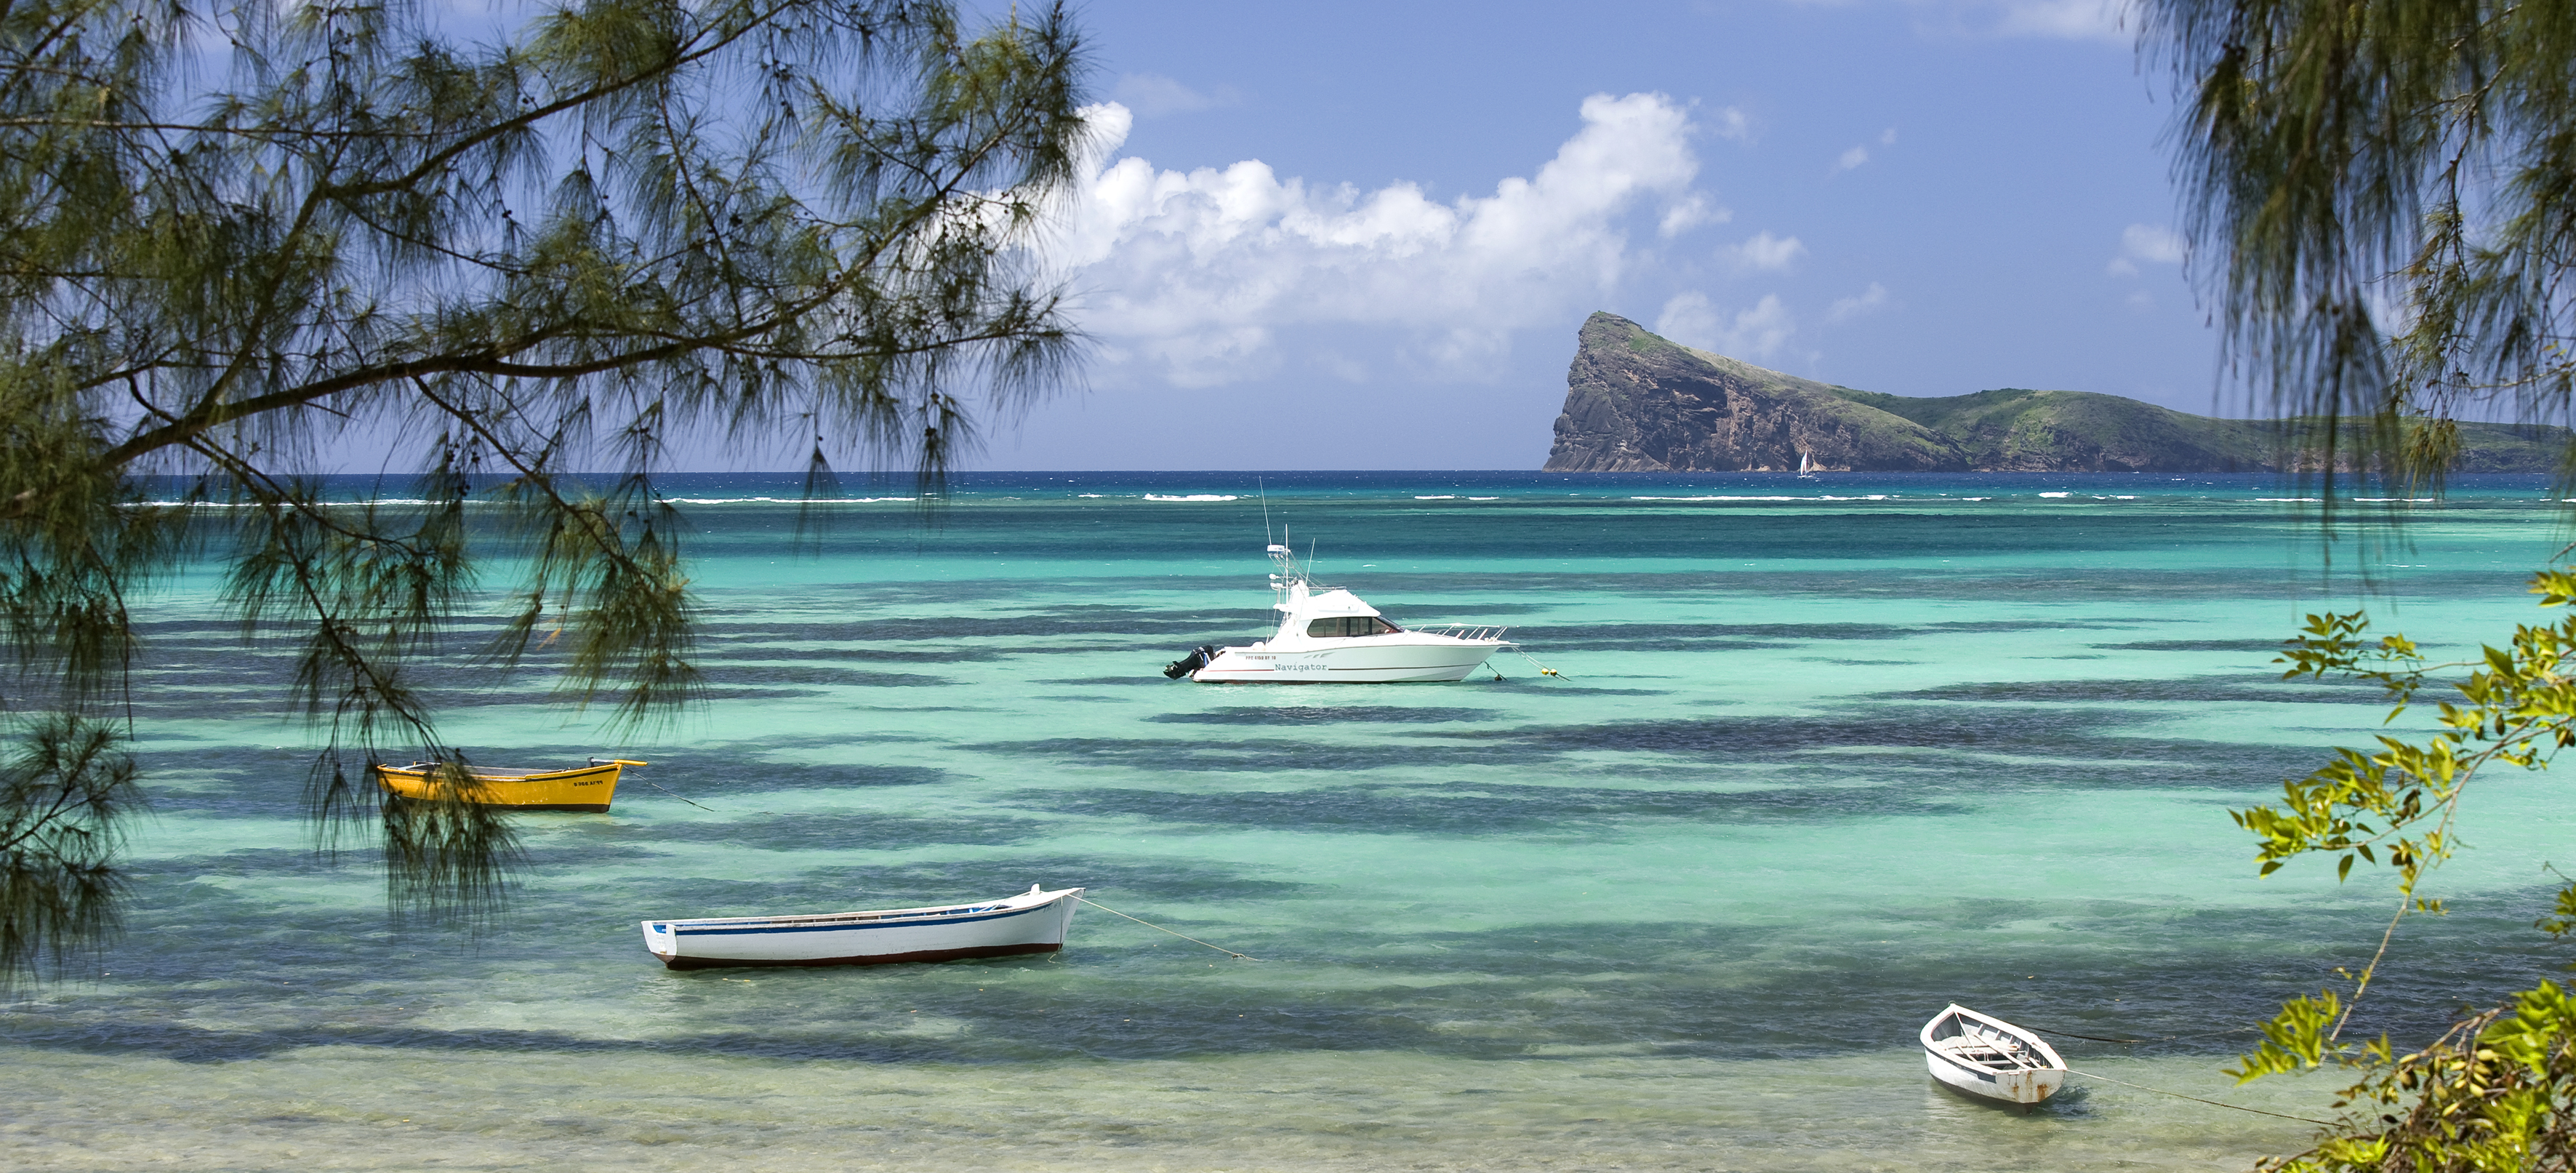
xmin=4 ymin=1045 xmax=2332 ymax=1172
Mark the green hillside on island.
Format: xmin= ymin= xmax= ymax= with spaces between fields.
xmin=1543 ymin=312 xmax=2573 ymax=473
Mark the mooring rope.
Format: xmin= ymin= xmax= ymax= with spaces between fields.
xmin=1512 ymin=650 xmax=1565 ymax=678
xmin=1076 ymin=896 xmax=1257 ymax=960
xmin=642 ymin=780 xmax=716 ymax=812
xmin=2030 ymin=1025 xmax=2260 ymax=1044
xmin=2063 ymin=1067 xmax=2334 ymax=1126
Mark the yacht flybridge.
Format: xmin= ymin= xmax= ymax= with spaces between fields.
xmin=1163 ymin=541 xmax=1512 ymax=683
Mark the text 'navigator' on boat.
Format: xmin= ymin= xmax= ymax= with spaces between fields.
xmin=1162 ymin=534 xmax=1512 ymax=683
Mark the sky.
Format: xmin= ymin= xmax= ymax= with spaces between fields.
xmin=956 ymin=0 xmax=2220 ymax=471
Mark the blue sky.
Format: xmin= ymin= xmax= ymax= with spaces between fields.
xmin=967 ymin=0 xmax=2218 ymax=471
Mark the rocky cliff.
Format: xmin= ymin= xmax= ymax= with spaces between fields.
xmin=1543 ymin=312 xmax=2572 ymax=473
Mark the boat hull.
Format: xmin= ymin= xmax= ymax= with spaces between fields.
xmin=1923 ymin=1047 xmax=2064 ymax=1105
xmin=1192 ymin=638 xmax=1504 ymax=683
xmin=641 ymin=887 xmax=1084 ymax=969
xmin=1918 ymin=1003 xmax=2068 ymax=1108
xmin=372 ymin=761 xmax=624 ymax=812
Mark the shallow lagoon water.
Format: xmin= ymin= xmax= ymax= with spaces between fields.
xmin=8 ymin=471 xmax=2575 ymax=1170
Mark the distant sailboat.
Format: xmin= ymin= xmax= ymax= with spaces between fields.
xmin=1797 ymin=449 xmax=1818 ymax=479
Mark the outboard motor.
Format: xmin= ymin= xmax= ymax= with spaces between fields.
xmin=1163 ymin=645 xmax=1219 ymax=679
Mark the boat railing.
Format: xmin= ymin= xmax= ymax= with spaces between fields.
xmin=1409 ymin=623 xmax=1512 ymax=642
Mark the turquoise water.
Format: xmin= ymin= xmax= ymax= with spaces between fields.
xmin=8 ymin=471 xmax=2575 ymax=1170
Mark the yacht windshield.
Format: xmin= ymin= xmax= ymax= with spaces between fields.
xmin=1306 ymin=616 xmax=1400 ymax=638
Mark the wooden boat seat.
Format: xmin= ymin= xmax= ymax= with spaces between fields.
xmin=1931 ymin=1033 xmax=2045 ymax=1069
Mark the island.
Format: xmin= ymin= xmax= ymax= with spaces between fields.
xmin=1542 ymin=311 xmax=2572 ymax=473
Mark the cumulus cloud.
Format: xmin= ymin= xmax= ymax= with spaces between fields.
xmin=1050 ymin=93 xmax=1710 ymax=385
xmin=1709 ymin=105 xmax=1754 ymax=141
xmin=1826 ymin=282 xmax=1890 ymax=323
xmin=2106 ymin=223 xmax=2187 ymax=276
xmin=1660 ymin=193 xmax=1731 ymax=238
xmin=1654 ymin=292 xmax=1725 ymax=353
xmin=1997 ymin=0 xmax=2132 ymax=41
xmin=1656 ymin=291 xmax=1795 ymax=361
xmin=1831 ymin=129 xmax=1896 ymax=172
xmin=1112 ymin=73 xmax=1239 ymax=117
xmin=1725 ymin=230 xmax=1807 ymax=273
xmin=2122 ymin=223 xmax=2187 ymax=263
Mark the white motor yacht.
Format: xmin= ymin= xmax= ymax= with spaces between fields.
xmin=1164 ymin=542 xmax=1511 ymax=683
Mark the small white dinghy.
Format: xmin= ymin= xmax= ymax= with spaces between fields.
xmin=641 ymin=885 xmax=1083 ymax=970
xmin=1920 ymin=1003 xmax=2068 ymax=1109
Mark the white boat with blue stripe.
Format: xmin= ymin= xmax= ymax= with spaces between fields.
xmin=641 ymin=884 xmax=1084 ymax=970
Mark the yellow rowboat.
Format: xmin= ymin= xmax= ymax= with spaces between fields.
xmin=370 ymin=758 xmax=645 ymax=812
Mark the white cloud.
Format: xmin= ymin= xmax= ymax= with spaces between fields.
xmin=1144 ymin=326 xmax=1281 ymax=388
xmin=2122 ymin=223 xmax=2186 ymax=263
xmin=1728 ymin=295 xmax=1797 ymax=360
xmin=1997 ymin=0 xmax=2132 ymax=41
xmin=1832 ymin=129 xmax=1895 ymax=172
xmin=1111 ymin=73 xmax=1238 ymax=117
xmin=1050 ymin=93 xmax=1706 ymax=385
xmin=1656 ymin=292 xmax=1796 ymax=361
xmin=1315 ymin=351 xmax=1371 ymax=382
xmin=1725 ymin=231 xmax=1807 ymax=273
xmin=1827 ymin=282 xmax=1890 ymax=323
xmin=1659 ymin=192 xmax=1731 ymax=238
xmin=1655 ymin=292 xmax=1724 ymax=349
xmin=1709 ymin=105 xmax=1754 ymax=141
xmin=2107 ymin=223 xmax=2187 ymax=276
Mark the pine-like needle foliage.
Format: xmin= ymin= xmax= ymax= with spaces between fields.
xmin=2149 ymin=0 xmax=2576 ymax=480
xmin=2147 ymin=1 xmax=2576 ymax=1165
xmin=0 ymin=0 xmax=1091 ymax=983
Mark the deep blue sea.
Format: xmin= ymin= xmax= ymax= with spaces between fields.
xmin=8 ymin=471 xmax=2575 ymax=1171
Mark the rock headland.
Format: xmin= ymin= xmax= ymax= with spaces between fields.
xmin=1543 ymin=312 xmax=2569 ymax=473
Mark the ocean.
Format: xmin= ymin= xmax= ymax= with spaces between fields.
xmin=7 ymin=470 xmax=2573 ymax=1171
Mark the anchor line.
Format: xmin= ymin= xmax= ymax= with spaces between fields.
xmin=2029 ymin=1025 xmax=2261 ymax=1044
xmin=2063 ymin=1067 xmax=2335 ymax=1126
xmin=1511 ymin=650 xmax=1565 ymax=678
xmin=643 ymin=780 xmax=716 ymax=812
xmin=1075 ymin=896 xmax=1257 ymax=960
